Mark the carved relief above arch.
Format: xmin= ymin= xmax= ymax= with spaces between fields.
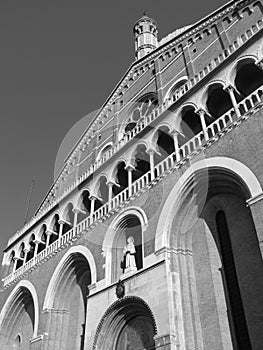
xmin=92 ymin=296 xmax=157 ymax=350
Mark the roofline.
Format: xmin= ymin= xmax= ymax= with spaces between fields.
xmin=14 ymin=0 xmax=248 ymax=233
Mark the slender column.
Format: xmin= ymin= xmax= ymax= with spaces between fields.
xmin=89 ymin=196 xmax=97 ymax=222
xmin=13 ymin=257 xmax=19 ymax=272
xmin=171 ymin=130 xmax=181 ymax=162
xmin=225 ymin=85 xmax=241 ymax=118
xmin=58 ymin=220 xmax=65 ymax=238
xmin=125 ymin=165 xmax=135 ymax=198
xmin=46 ymin=231 xmax=52 ymax=246
xmin=23 ymin=248 xmax=29 ymax=262
xmin=72 ymin=209 xmax=80 ymax=227
xmin=146 ymin=149 xmax=155 ymax=181
xmin=107 ymin=182 xmax=114 ymax=210
xmin=33 ymin=240 xmax=40 ymax=257
xmin=197 ymin=109 xmax=209 ymax=141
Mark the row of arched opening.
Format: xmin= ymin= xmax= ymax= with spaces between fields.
xmin=6 ymin=59 xmax=263 ymax=277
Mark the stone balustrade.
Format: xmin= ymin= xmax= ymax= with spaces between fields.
xmin=7 ymin=22 xmax=263 ymax=248
xmin=3 ymin=84 xmax=263 ymax=288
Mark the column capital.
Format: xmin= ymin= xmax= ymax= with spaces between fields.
xmin=58 ymin=219 xmax=71 ymax=227
xmin=256 ymin=59 xmax=263 ymax=70
xmin=125 ymin=163 xmax=136 ymax=171
xmin=89 ymin=194 xmax=100 ymax=202
xmin=34 ymin=239 xmax=45 ymax=245
xmin=145 ymin=147 xmax=157 ymax=155
xmin=106 ymin=180 xmax=117 ymax=187
xmin=46 ymin=229 xmax=58 ymax=236
xmin=224 ymin=84 xmax=236 ymax=93
xmin=196 ymin=108 xmax=206 ymax=116
xmin=170 ymin=129 xmax=180 ymax=136
xmin=72 ymin=207 xmax=83 ymax=215
xmin=14 ymin=256 xmax=24 ymax=261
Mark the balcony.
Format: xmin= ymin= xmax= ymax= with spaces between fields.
xmin=3 ymin=83 xmax=263 ymax=288
xmin=6 ymin=20 xmax=262 ymax=248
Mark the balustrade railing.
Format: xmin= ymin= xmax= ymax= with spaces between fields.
xmin=9 ymin=23 xmax=262 ymax=247
xmin=3 ymin=83 xmax=263 ymax=287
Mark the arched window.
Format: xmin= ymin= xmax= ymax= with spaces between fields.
xmin=132 ymin=144 xmax=150 ymax=182
xmin=49 ymin=214 xmax=60 ymax=245
xmin=96 ymin=144 xmax=113 ymax=161
xmin=16 ymin=243 xmax=25 ymax=270
xmin=26 ymin=234 xmax=36 ymax=262
xmin=77 ymin=190 xmax=92 ymax=224
xmin=111 ymin=214 xmax=143 ymax=282
xmin=154 ymin=126 xmax=175 ymax=164
xmin=234 ymin=59 xmax=263 ymax=97
xmin=13 ymin=334 xmax=21 ymax=349
xmin=37 ymin=224 xmax=47 ymax=253
xmin=124 ymin=94 xmax=158 ymax=134
xmin=178 ymin=106 xmax=203 ymax=147
xmin=112 ymin=162 xmax=128 ymax=197
xmin=96 ymin=176 xmax=108 ymax=205
xmin=62 ymin=204 xmax=74 ymax=234
xmin=206 ymin=84 xmax=233 ymax=118
xmin=167 ymin=78 xmax=188 ymax=101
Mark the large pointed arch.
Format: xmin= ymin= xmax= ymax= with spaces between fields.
xmin=92 ymin=296 xmax=157 ymax=350
xmin=0 ymin=280 xmax=39 ymax=339
xmin=155 ymin=156 xmax=262 ymax=252
xmin=43 ymin=245 xmax=97 ymax=310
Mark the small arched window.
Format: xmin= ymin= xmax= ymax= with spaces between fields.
xmin=124 ymin=94 xmax=158 ymax=135
xmin=13 ymin=334 xmax=21 ymax=349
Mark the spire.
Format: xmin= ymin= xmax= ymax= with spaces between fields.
xmin=133 ymin=14 xmax=158 ymax=60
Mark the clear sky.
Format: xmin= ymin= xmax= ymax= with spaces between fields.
xmin=0 ymin=0 xmax=228 ymax=277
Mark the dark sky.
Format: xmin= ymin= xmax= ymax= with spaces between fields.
xmin=0 ymin=0 xmax=227 ymax=274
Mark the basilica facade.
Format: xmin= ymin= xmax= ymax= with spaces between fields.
xmin=1 ymin=0 xmax=263 ymax=349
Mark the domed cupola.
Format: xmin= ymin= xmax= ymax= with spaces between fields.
xmin=133 ymin=13 xmax=158 ymax=60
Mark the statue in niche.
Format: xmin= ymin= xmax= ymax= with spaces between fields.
xmin=122 ymin=236 xmax=137 ymax=273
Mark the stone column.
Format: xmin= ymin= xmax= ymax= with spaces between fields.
xmin=107 ymin=181 xmax=114 ymax=210
xmin=225 ymin=85 xmax=241 ymax=118
xmin=13 ymin=257 xmax=19 ymax=272
xmin=58 ymin=220 xmax=65 ymax=238
xmin=146 ymin=149 xmax=155 ymax=181
xmin=33 ymin=240 xmax=40 ymax=257
xmin=125 ymin=165 xmax=135 ymax=198
xmin=46 ymin=231 xmax=52 ymax=246
xmin=89 ymin=196 xmax=97 ymax=223
xmin=72 ymin=208 xmax=80 ymax=227
xmin=197 ymin=109 xmax=209 ymax=141
xmin=23 ymin=248 xmax=29 ymax=262
xmin=171 ymin=130 xmax=181 ymax=162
